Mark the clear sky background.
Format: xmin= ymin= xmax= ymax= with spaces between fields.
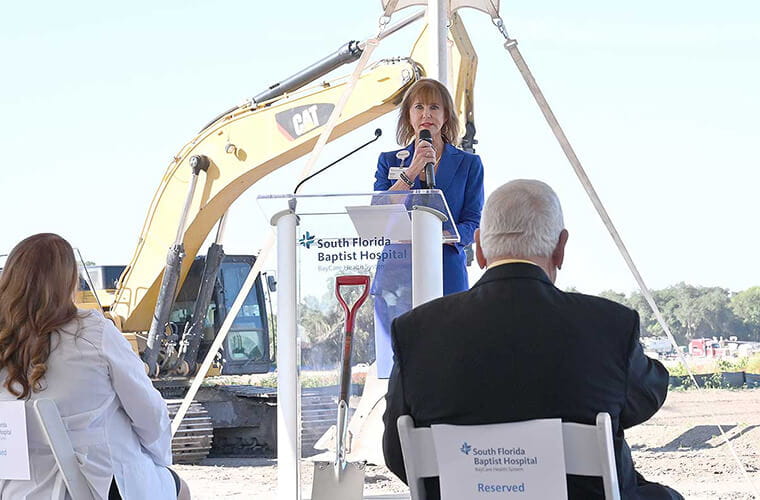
xmin=1 ymin=1 xmax=758 ymax=295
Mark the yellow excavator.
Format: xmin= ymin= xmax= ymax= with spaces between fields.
xmin=76 ymin=14 xmax=479 ymax=463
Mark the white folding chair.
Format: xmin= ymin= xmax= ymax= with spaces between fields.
xmin=33 ymin=399 xmax=95 ymax=500
xmin=397 ymin=412 xmax=621 ymax=500
xmin=563 ymin=413 xmax=621 ymax=500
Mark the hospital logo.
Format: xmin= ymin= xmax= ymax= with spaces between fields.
xmin=299 ymin=232 xmax=316 ymax=249
xmin=460 ymin=442 xmax=472 ymax=455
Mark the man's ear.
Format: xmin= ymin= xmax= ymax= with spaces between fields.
xmin=552 ymin=229 xmax=569 ymax=270
xmin=475 ymin=229 xmax=487 ymax=269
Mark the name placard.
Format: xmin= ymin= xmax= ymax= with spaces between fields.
xmin=431 ymin=418 xmax=567 ymax=499
xmin=0 ymin=401 xmax=31 ymax=480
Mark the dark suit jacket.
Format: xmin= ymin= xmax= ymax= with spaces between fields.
xmin=382 ymin=262 xmax=674 ymax=499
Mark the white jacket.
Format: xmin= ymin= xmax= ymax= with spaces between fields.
xmin=0 ymin=309 xmax=176 ymax=500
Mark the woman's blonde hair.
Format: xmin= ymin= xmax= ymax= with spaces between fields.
xmin=0 ymin=233 xmax=79 ymax=398
xmin=396 ymin=78 xmax=459 ymax=146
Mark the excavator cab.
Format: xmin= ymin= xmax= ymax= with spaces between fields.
xmin=78 ymin=256 xmax=271 ymax=376
xmin=169 ymin=254 xmax=271 ymax=375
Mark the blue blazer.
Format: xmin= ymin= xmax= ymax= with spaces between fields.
xmin=374 ymin=143 xmax=484 ymax=294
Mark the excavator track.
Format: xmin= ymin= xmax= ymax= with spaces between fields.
xmin=199 ymin=385 xmax=361 ymax=457
xmin=166 ymin=400 xmax=213 ymax=464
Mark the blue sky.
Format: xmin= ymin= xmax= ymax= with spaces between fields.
xmin=1 ymin=1 xmax=758 ymax=294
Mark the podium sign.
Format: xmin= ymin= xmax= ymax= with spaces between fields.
xmin=292 ymin=200 xmax=408 ymax=380
xmin=258 ymin=191 xmax=459 ymax=379
xmin=0 ymin=401 xmax=31 ymax=480
xmin=431 ymin=419 xmax=568 ymax=500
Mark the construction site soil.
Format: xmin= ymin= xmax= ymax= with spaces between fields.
xmin=174 ymin=389 xmax=760 ymax=499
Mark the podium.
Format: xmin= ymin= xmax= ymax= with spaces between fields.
xmin=258 ymin=190 xmax=458 ymax=500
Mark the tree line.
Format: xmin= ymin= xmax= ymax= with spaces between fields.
xmin=597 ymin=284 xmax=760 ymax=346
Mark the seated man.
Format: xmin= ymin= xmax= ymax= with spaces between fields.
xmin=382 ymin=179 xmax=683 ymax=499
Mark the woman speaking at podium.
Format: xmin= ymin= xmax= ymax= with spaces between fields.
xmin=372 ymin=78 xmax=484 ymax=377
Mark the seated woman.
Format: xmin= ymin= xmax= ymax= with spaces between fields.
xmin=372 ymin=78 xmax=485 ymax=377
xmin=0 ymin=233 xmax=191 ymax=500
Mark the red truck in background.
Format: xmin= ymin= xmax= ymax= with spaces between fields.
xmin=689 ymin=338 xmax=724 ymax=357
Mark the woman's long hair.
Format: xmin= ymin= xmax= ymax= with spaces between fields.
xmin=0 ymin=233 xmax=79 ymax=398
xmin=396 ymin=78 xmax=460 ymax=146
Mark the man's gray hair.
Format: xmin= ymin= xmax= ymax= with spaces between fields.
xmin=480 ymin=179 xmax=565 ymax=260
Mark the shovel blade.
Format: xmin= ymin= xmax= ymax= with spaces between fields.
xmin=311 ymin=461 xmax=365 ymax=500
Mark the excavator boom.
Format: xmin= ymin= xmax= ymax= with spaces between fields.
xmin=110 ymin=58 xmax=419 ymax=332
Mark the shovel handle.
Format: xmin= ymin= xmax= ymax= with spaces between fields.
xmin=335 ymin=275 xmax=370 ymax=332
xmin=334 ymin=275 xmax=370 ymax=404
xmin=335 ymin=275 xmax=371 ymax=287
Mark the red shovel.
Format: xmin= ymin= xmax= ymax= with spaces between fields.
xmin=311 ymin=275 xmax=370 ymax=500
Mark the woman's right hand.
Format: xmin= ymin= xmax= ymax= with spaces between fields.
xmin=407 ymin=139 xmax=436 ymax=181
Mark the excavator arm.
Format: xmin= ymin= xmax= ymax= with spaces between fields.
xmin=110 ymin=58 xmax=420 ymax=332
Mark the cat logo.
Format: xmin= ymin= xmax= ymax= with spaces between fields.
xmin=275 ymin=103 xmax=335 ymax=141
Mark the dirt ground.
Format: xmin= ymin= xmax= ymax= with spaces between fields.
xmin=174 ymin=389 xmax=760 ymax=499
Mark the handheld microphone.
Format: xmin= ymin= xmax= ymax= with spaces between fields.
xmin=418 ymin=129 xmax=436 ymax=189
xmin=289 ymin=129 xmax=382 ymax=210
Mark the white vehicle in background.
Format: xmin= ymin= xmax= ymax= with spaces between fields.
xmin=642 ymin=336 xmax=675 ymax=358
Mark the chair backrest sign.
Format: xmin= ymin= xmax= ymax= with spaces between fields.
xmin=431 ymin=418 xmax=568 ymax=500
xmin=0 ymin=400 xmax=31 ymax=480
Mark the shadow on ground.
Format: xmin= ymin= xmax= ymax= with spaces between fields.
xmin=633 ymin=424 xmax=760 ymax=452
